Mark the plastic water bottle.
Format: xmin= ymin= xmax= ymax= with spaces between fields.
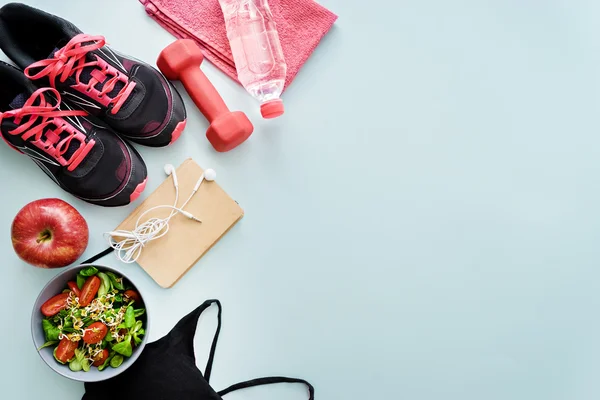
xmin=218 ymin=0 xmax=287 ymax=119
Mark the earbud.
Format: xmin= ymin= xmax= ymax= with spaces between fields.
xmin=163 ymin=164 xmax=175 ymax=175
xmin=204 ymin=168 xmax=216 ymax=181
xmin=164 ymin=164 xmax=178 ymax=187
xmin=193 ymin=168 xmax=217 ymax=192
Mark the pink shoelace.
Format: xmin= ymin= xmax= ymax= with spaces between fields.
xmin=0 ymin=88 xmax=95 ymax=171
xmin=25 ymin=34 xmax=136 ymax=115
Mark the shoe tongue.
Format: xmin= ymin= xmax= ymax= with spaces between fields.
xmin=50 ymin=46 xmax=125 ymax=98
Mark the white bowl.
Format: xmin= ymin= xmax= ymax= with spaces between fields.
xmin=31 ymin=264 xmax=150 ymax=382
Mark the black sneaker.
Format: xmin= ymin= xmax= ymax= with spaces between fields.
xmin=0 ymin=2 xmax=187 ymax=147
xmin=0 ymin=61 xmax=148 ymax=207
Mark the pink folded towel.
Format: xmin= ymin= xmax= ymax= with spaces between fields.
xmin=139 ymin=0 xmax=337 ymax=91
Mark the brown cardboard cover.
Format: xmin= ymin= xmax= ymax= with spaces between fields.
xmin=114 ymin=159 xmax=244 ymax=288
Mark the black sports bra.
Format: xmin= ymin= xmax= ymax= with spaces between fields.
xmin=83 ymin=300 xmax=313 ymax=400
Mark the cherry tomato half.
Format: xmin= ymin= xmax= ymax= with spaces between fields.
xmin=83 ymin=322 xmax=108 ymax=344
xmin=92 ymin=349 xmax=110 ymax=367
xmin=55 ymin=338 xmax=79 ymax=363
xmin=79 ymin=276 xmax=101 ymax=307
xmin=124 ymin=289 xmax=141 ymax=304
xmin=40 ymin=293 xmax=69 ymax=317
xmin=67 ymin=281 xmax=81 ymax=297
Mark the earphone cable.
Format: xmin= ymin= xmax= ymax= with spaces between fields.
xmin=104 ymin=167 xmax=215 ymax=264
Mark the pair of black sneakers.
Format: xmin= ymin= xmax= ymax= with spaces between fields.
xmin=0 ymin=3 xmax=187 ymax=206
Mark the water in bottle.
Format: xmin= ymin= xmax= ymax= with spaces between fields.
xmin=219 ymin=0 xmax=287 ymax=119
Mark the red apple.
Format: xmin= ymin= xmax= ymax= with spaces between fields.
xmin=11 ymin=198 xmax=89 ymax=268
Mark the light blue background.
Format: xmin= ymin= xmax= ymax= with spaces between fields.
xmin=1 ymin=0 xmax=600 ymax=399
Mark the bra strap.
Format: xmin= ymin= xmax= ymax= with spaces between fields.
xmin=202 ymin=299 xmax=222 ymax=383
xmin=166 ymin=299 xmax=222 ymax=383
xmin=193 ymin=300 xmax=314 ymax=399
xmin=218 ymin=376 xmax=314 ymax=400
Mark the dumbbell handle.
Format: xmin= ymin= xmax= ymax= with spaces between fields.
xmin=180 ymin=66 xmax=230 ymax=122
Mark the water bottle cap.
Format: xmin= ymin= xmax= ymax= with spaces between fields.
xmin=260 ymin=99 xmax=285 ymax=119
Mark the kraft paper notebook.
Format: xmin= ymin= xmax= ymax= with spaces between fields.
xmin=114 ymin=159 xmax=244 ymax=288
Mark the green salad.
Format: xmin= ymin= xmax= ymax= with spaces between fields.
xmin=39 ymin=266 xmax=146 ymax=372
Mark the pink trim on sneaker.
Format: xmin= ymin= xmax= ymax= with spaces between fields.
xmin=130 ymin=178 xmax=148 ymax=202
xmin=169 ymin=120 xmax=186 ymax=145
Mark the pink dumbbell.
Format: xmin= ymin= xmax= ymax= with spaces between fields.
xmin=157 ymin=39 xmax=253 ymax=152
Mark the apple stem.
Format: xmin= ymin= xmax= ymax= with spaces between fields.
xmin=37 ymin=229 xmax=52 ymax=243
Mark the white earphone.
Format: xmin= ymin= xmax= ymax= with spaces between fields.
xmin=105 ymin=164 xmax=216 ymax=263
xmin=164 ymin=164 xmax=178 ymax=186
